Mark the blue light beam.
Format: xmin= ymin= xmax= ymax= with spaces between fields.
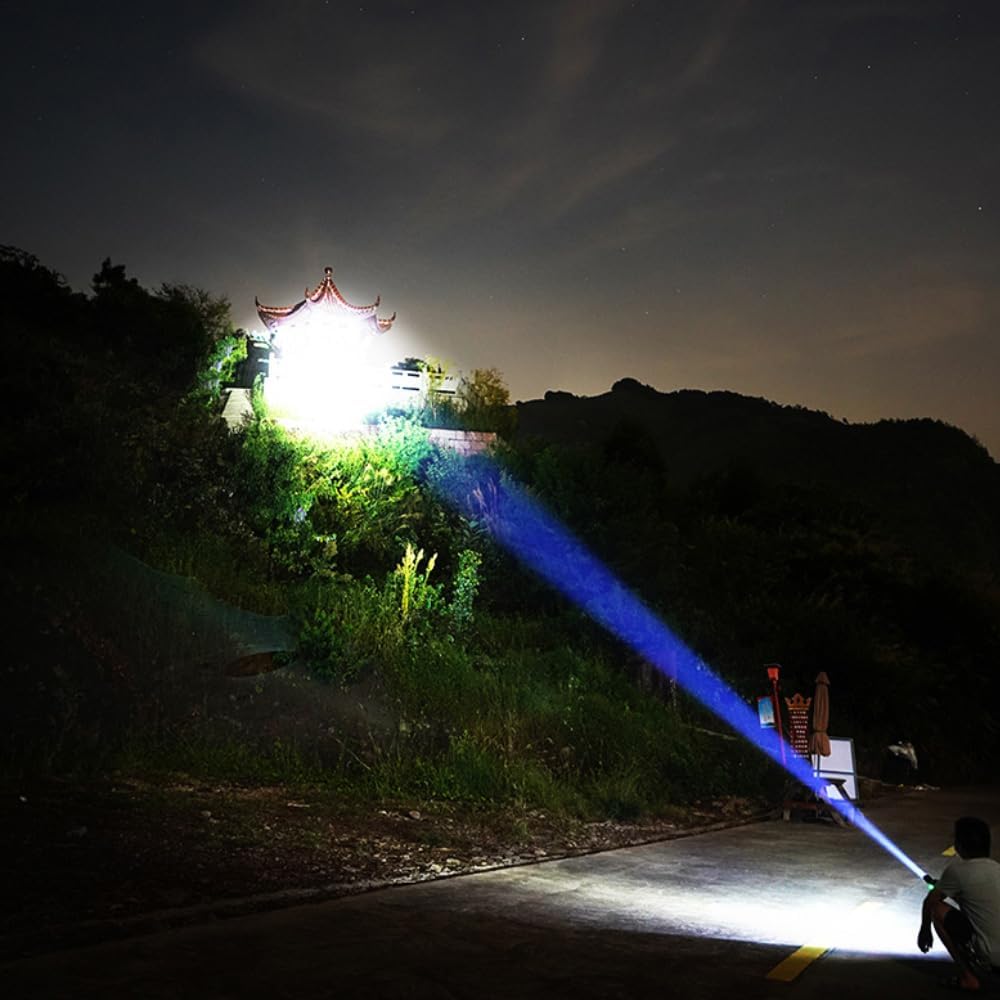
xmin=439 ymin=461 xmax=925 ymax=881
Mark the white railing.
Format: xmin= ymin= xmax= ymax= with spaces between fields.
xmin=388 ymin=367 xmax=458 ymax=397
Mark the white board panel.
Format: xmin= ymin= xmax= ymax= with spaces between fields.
xmin=812 ymin=736 xmax=858 ymax=802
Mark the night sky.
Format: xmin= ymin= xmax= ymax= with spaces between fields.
xmin=3 ymin=2 xmax=998 ymax=455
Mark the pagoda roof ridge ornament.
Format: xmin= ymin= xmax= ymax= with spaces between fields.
xmin=256 ymin=266 xmax=395 ymax=337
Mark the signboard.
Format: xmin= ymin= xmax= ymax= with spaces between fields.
xmin=784 ymin=693 xmax=812 ymax=757
xmin=757 ymin=695 xmax=776 ymax=728
xmin=812 ymin=737 xmax=858 ymax=802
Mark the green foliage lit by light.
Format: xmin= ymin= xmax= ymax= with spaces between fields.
xmin=457 ymin=367 xmax=516 ymax=434
xmin=449 ymin=549 xmax=482 ymax=635
xmin=199 ymin=331 xmax=248 ymax=399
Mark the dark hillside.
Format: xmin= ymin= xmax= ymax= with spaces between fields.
xmin=516 ymin=378 xmax=1000 ymax=580
xmin=510 ymin=379 xmax=1000 ymax=781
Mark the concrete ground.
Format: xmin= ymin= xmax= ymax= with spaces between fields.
xmin=4 ymin=786 xmax=998 ymax=999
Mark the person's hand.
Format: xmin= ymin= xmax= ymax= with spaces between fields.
xmin=917 ymin=924 xmax=933 ymax=953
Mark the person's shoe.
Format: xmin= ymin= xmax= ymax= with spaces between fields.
xmin=938 ymin=972 xmax=981 ymax=991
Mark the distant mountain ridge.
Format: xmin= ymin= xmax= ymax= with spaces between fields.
xmin=515 ymin=378 xmax=1000 ymax=581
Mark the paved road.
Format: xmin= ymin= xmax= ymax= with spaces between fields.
xmin=5 ymin=787 xmax=999 ymax=999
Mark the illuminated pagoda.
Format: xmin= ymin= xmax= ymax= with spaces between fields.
xmin=254 ymin=266 xmax=397 ymax=431
xmin=244 ymin=265 xmax=472 ymax=443
xmin=255 ymin=266 xmax=396 ymax=339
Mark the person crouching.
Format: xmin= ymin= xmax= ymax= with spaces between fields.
xmin=919 ymin=816 xmax=1000 ymax=991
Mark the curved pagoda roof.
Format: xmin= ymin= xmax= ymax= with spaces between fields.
xmin=255 ymin=266 xmax=396 ymax=336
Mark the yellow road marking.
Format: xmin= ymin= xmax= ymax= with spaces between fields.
xmin=943 ymin=845 xmax=956 ymax=856
xmin=766 ymin=945 xmax=828 ymax=981
xmin=765 ymin=900 xmax=884 ymax=983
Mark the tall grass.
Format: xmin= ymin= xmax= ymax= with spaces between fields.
xmin=116 ymin=729 xmax=336 ymax=789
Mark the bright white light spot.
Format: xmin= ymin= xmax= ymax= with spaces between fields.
xmin=264 ymin=305 xmax=396 ymax=435
xmin=504 ymin=864 xmax=948 ymax=962
xmin=579 ymin=882 xmax=902 ymax=949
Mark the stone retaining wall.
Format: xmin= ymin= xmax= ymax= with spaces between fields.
xmin=426 ymin=429 xmax=497 ymax=455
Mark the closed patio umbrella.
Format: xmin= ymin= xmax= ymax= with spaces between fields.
xmin=810 ymin=671 xmax=832 ymax=757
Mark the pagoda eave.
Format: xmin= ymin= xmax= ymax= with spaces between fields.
xmin=255 ymin=266 xmax=395 ymax=336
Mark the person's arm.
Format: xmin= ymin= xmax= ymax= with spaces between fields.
xmin=918 ymin=887 xmax=947 ymax=953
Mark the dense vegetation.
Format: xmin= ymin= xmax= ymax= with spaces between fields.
xmin=514 ymin=383 xmax=1000 ymax=783
xmin=3 ymin=247 xmax=998 ymax=821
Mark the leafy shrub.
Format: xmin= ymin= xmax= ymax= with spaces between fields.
xmin=449 ymin=549 xmax=482 ymax=634
xmin=295 ymin=577 xmax=394 ymax=686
